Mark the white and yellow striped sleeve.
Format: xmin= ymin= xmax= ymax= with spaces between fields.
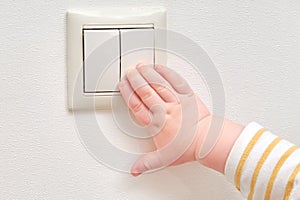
xmin=225 ymin=122 xmax=300 ymax=200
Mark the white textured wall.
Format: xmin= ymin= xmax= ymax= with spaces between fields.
xmin=1 ymin=0 xmax=300 ymax=199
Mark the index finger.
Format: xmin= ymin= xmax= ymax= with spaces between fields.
xmin=137 ymin=65 xmax=178 ymax=103
xmin=154 ymin=65 xmax=193 ymax=95
xmin=126 ymin=68 xmax=165 ymax=109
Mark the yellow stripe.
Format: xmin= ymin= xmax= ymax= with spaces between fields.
xmin=284 ymin=162 xmax=300 ymax=200
xmin=248 ymin=137 xmax=282 ymax=200
xmin=264 ymin=146 xmax=298 ymax=200
xmin=234 ymin=128 xmax=267 ymax=191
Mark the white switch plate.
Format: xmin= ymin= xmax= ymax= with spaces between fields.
xmin=67 ymin=8 xmax=167 ymax=110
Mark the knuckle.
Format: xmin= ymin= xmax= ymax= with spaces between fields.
xmin=175 ymin=81 xmax=186 ymax=90
xmin=155 ymin=85 xmax=167 ymax=93
xmin=138 ymin=114 xmax=151 ymax=126
xmin=129 ymin=100 xmax=143 ymax=112
xmin=143 ymin=160 xmax=152 ymax=170
xmin=175 ymin=82 xmax=191 ymax=94
xmin=139 ymin=86 xmax=153 ymax=101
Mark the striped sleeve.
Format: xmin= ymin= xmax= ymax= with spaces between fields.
xmin=225 ymin=122 xmax=300 ymax=200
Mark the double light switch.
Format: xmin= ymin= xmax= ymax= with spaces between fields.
xmin=67 ymin=9 xmax=166 ymax=110
xmin=83 ymin=25 xmax=155 ymax=93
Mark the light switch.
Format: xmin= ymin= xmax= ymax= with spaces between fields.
xmin=83 ymin=29 xmax=120 ymax=93
xmin=120 ymin=28 xmax=155 ymax=77
xmin=67 ymin=10 xmax=166 ymax=110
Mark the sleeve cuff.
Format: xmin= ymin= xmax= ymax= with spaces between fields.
xmin=224 ymin=122 xmax=264 ymax=185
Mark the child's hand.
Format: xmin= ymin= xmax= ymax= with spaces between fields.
xmin=118 ymin=64 xmax=211 ymax=176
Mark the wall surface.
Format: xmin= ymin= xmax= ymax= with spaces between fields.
xmin=1 ymin=0 xmax=300 ymax=199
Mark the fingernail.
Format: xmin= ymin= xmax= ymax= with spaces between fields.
xmin=125 ymin=66 xmax=135 ymax=75
xmin=131 ymin=171 xmax=141 ymax=177
xmin=131 ymin=166 xmax=142 ymax=177
xmin=154 ymin=64 xmax=163 ymax=70
xmin=136 ymin=62 xmax=145 ymax=69
xmin=131 ymin=162 xmax=147 ymax=177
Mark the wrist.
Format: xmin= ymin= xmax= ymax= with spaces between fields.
xmin=195 ymin=116 xmax=244 ymax=174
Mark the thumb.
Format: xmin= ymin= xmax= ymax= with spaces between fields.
xmin=131 ymin=151 xmax=165 ymax=176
